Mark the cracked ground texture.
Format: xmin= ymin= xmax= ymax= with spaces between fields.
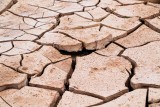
xmin=0 ymin=0 xmax=160 ymax=106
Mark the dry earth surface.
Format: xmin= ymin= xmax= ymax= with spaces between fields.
xmin=0 ymin=0 xmax=160 ymax=107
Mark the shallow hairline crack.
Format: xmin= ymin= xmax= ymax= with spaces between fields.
xmin=0 ymin=63 xmax=17 ymax=72
xmin=33 ymin=56 xmax=71 ymax=77
xmin=124 ymin=40 xmax=160 ymax=49
xmin=0 ymin=63 xmax=28 ymax=77
xmin=33 ymin=16 xmax=60 ymax=40
xmin=101 ymin=24 xmax=127 ymax=31
xmin=112 ymin=10 xmax=160 ymax=19
xmin=70 ymin=88 xmax=128 ymax=102
xmin=106 ymin=2 xmax=160 ymax=19
xmin=114 ymin=0 xmax=146 ymax=6
xmin=28 ymin=4 xmax=61 ymax=14
xmin=8 ymin=8 xmax=58 ymax=20
xmin=143 ymin=18 xmax=160 ymax=33
xmin=111 ymin=22 xmax=143 ymax=43
xmin=0 ymin=39 xmax=37 ymax=43
xmin=0 ymin=41 xmax=14 ymax=54
xmin=0 ymin=96 xmax=12 ymax=107
xmin=2 ymin=45 xmax=43 ymax=57
xmin=26 ymin=57 xmax=72 ymax=94
xmin=147 ymin=3 xmax=160 ymax=10
xmin=7 ymin=10 xmax=37 ymax=20
xmin=104 ymin=7 xmax=132 ymax=19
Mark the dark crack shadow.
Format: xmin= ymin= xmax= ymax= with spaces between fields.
xmin=0 ymin=0 xmax=17 ymax=15
xmin=118 ymin=50 xmax=138 ymax=91
xmin=55 ymin=55 xmax=76 ymax=106
xmin=146 ymin=88 xmax=149 ymax=107
xmin=142 ymin=16 xmax=160 ymax=33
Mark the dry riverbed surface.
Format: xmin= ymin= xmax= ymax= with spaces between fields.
xmin=0 ymin=0 xmax=160 ymax=107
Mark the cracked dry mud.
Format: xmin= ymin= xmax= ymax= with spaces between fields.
xmin=0 ymin=0 xmax=160 ymax=107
